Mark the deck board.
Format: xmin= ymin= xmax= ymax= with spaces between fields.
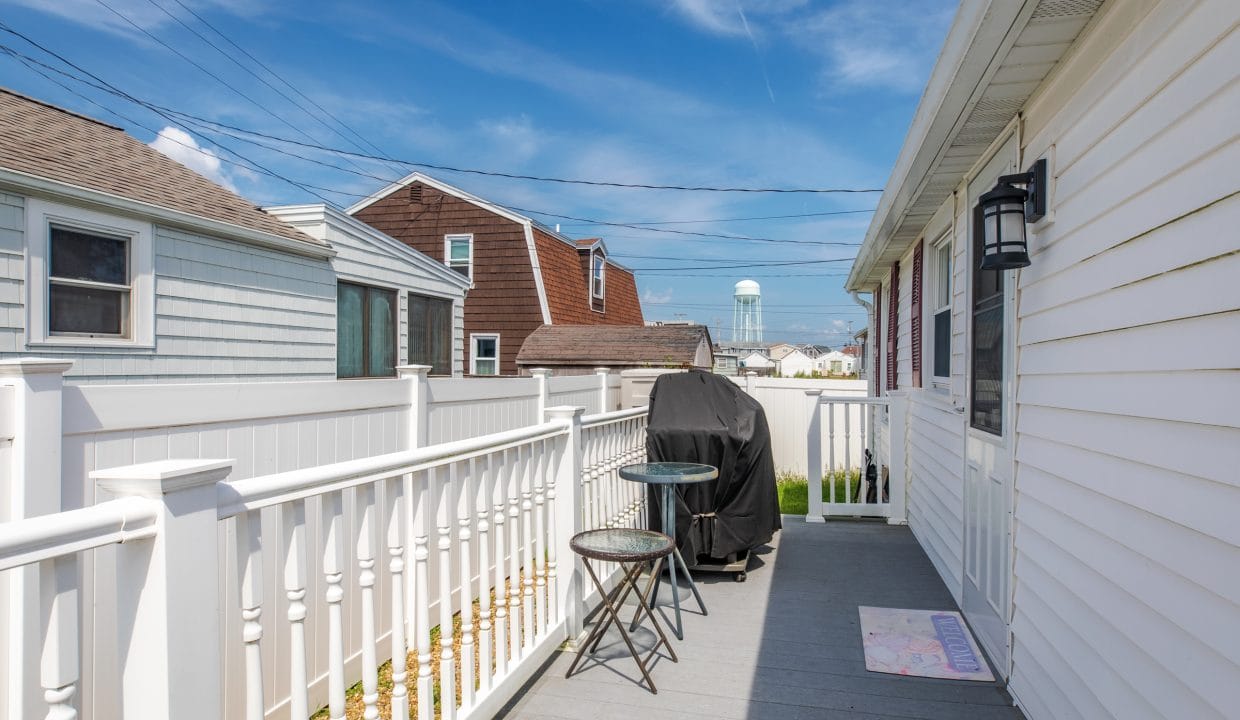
xmin=499 ymin=517 xmax=1025 ymax=719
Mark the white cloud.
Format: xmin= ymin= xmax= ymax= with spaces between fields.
xmin=0 ymin=0 xmax=267 ymax=39
xmin=478 ymin=114 xmax=542 ymax=163
xmin=642 ymin=287 xmax=674 ymax=304
xmin=668 ymin=0 xmax=746 ymax=36
xmin=148 ymin=126 xmax=236 ymax=191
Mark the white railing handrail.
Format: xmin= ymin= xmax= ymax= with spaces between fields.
xmin=580 ymin=405 xmax=648 ymax=429
xmin=217 ymin=419 xmax=569 ymax=519
xmin=0 ymin=496 xmax=158 ymax=572
xmin=817 ymin=395 xmax=889 ymax=405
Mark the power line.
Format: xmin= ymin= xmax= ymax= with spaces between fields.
xmin=511 ymin=206 xmax=862 ymax=246
xmin=94 ymin=104 xmax=884 ymax=194
xmin=0 ymin=25 xmax=338 ymax=204
xmin=558 ymin=208 xmax=876 ymax=227
xmin=163 ymin=0 xmax=406 ymax=176
xmin=629 ymin=258 xmax=855 ymax=271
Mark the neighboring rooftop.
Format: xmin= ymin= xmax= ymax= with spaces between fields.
xmin=516 ymin=324 xmax=712 ymax=368
xmin=0 ymin=88 xmax=321 ymax=247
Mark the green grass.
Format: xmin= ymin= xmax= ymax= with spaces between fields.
xmin=776 ymin=470 xmax=863 ymax=515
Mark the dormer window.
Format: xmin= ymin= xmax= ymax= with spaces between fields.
xmin=591 ymin=250 xmax=605 ymax=300
xmin=445 ymin=234 xmax=473 ymax=279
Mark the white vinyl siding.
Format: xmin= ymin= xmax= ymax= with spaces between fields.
xmin=1008 ymin=1 xmax=1240 ymax=718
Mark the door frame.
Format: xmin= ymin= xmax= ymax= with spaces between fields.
xmin=962 ymin=130 xmax=1020 ymax=679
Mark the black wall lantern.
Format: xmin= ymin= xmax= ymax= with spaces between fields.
xmin=978 ymin=158 xmax=1047 ymax=270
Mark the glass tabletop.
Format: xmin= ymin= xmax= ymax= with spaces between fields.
xmin=619 ymin=462 xmax=718 ymax=485
xmin=571 ymin=528 xmax=674 ymax=561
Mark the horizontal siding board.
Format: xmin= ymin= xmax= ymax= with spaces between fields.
xmin=1018 ymin=310 xmax=1239 ymax=374
xmin=1016 ymin=369 xmax=1240 ymax=428
xmin=1016 ymin=524 xmax=1231 ymax=719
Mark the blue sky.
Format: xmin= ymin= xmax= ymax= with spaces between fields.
xmin=0 ymin=0 xmax=955 ymax=345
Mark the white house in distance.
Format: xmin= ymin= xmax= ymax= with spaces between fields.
xmin=0 ymin=88 xmax=469 ymax=383
xmin=775 ymin=347 xmax=816 ymax=377
xmin=738 ymin=350 xmax=775 ymax=374
xmin=849 ymin=1 xmax=1238 ymax=719
xmin=814 ymin=350 xmax=856 ymax=376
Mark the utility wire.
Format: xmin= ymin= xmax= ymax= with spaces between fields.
xmin=628 ymin=258 xmax=855 ymax=271
xmin=101 ymin=103 xmax=884 ymax=194
xmin=510 ymin=206 xmax=862 ymax=246
xmin=165 ymin=0 xmax=405 ymax=176
xmin=557 ymin=208 xmax=876 ymax=226
xmin=0 ymin=25 xmax=338 ymax=203
xmin=141 ymin=0 xmax=390 ymax=177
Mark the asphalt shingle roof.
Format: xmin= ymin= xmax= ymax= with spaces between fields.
xmin=0 ymin=88 xmax=321 ymax=247
xmin=516 ymin=324 xmax=709 ymax=366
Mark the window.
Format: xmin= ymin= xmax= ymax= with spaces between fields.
xmin=48 ymin=226 xmax=130 ymax=336
xmin=970 ymin=204 xmax=1004 ymax=434
xmin=408 ymin=293 xmax=453 ymax=376
xmin=932 ymin=236 xmax=952 ymax=381
xmin=471 ymin=334 xmax=499 ymax=376
xmin=445 ymin=234 xmax=472 ymax=279
xmin=337 ymin=282 xmax=396 ymax=378
xmin=26 ymin=198 xmax=154 ymax=348
xmin=591 ymin=251 xmax=605 ymax=299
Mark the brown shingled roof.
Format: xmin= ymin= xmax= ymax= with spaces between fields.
xmin=516 ymin=324 xmax=711 ymax=367
xmin=532 ymin=229 xmax=643 ymax=325
xmin=0 ymin=88 xmax=320 ymax=246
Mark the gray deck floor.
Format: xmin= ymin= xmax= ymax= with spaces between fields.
xmin=499 ymin=517 xmax=1025 ymax=720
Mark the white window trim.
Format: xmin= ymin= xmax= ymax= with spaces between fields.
xmin=470 ymin=332 xmax=500 ymax=376
xmin=25 ymin=197 xmax=155 ymax=349
xmin=590 ymin=250 xmax=605 ymax=301
xmin=444 ymin=233 xmax=473 ymax=281
xmin=928 ymin=232 xmax=952 ymax=389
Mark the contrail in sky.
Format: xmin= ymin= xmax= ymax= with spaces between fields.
xmin=736 ymin=0 xmax=775 ymax=103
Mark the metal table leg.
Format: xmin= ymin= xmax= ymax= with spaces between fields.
xmin=631 ymin=485 xmax=708 ymax=640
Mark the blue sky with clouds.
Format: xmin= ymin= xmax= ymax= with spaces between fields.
xmin=0 ymin=0 xmax=955 ymax=345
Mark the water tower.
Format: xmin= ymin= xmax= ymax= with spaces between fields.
xmin=732 ymin=279 xmax=763 ymax=344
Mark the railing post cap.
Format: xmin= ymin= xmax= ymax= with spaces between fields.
xmin=92 ymin=458 xmax=234 ymax=498
xmin=593 ymin=367 xmax=610 ymax=375
xmin=396 ymin=364 xmax=432 ymax=378
xmin=529 ymin=368 xmax=552 ymax=378
xmin=545 ymin=405 xmax=585 ymax=420
xmin=0 ymin=357 xmax=74 ymax=377
xmin=804 ymin=389 xmax=824 ymax=396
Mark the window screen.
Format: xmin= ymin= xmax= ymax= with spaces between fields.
xmin=970 ymin=204 xmax=1004 ymax=434
xmin=49 ymin=226 xmax=130 ymax=336
xmin=409 ymin=293 xmax=453 ymax=375
xmin=337 ymin=282 xmax=396 ymax=378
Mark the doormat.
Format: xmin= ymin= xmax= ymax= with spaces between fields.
xmin=858 ymin=606 xmax=995 ymax=681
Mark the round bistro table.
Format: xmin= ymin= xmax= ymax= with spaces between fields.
xmin=566 ymin=528 xmax=678 ymax=694
xmin=618 ymin=462 xmax=718 ymax=640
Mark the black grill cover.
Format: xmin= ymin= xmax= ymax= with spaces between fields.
xmin=645 ymin=370 xmax=780 ymax=560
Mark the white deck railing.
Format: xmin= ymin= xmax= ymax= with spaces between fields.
xmin=2 ymin=404 xmax=648 ymax=720
xmin=805 ymin=391 xmax=908 ymax=522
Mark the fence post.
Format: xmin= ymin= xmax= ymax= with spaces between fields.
xmin=397 ymin=365 xmax=432 ymax=449
xmin=745 ymin=370 xmax=757 ymax=396
xmin=93 ymin=458 xmax=233 ymax=720
xmin=545 ymin=405 xmax=585 ymax=645
xmin=804 ymin=390 xmax=825 ymax=523
xmin=530 ymin=368 xmax=551 ymax=423
xmin=594 ymin=368 xmax=610 ymax=413
xmin=887 ymin=392 xmax=909 ymax=525
xmin=0 ymin=358 xmax=72 ymax=718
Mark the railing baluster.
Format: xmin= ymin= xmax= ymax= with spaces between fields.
xmin=321 ymin=491 xmax=346 ymax=720
xmin=413 ymin=473 xmax=433 ymax=720
xmin=859 ymin=404 xmax=869 ymax=504
xmin=533 ymin=438 xmax=548 ymax=635
xmin=828 ymin=402 xmax=837 ymax=505
xmin=844 ymin=405 xmax=853 ymax=506
xmin=386 ymin=477 xmax=411 ymax=720
xmin=493 ymin=449 xmax=509 ymax=675
xmin=545 ymin=439 xmax=560 ymax=626
xmin=459 ymin=459 xmax=476 ymax=708
xmin=356 ymin=484 xmax=380 ymax=720
xmin=40 ymin=554 xmax=78 ymax=720
xmin=236 ymin=508 xmax=264 ymax=720
xmin=520 ymin=444 xmax=536 ymax=652
xmin=507 ymin=446 xmax=523 ymax=659
xmin=477 ymin=453 xmax=494 ymax=694
xmin=436 ymin=465 xmax=457 ymax=719
xmin=281 ymin=499 xmax=309 ymax=720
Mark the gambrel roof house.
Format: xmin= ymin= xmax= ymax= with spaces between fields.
xmin=847 ymin=1 xmax=1238 ymax=718
xmin=0 ymin=88 xmax=469 ymax=383
xmin=348 ymin=172 xmax=644 ymax=376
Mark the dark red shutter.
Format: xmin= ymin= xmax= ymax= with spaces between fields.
xmin=886 ymin=262 xmax=899 ymax=391
xmin=874 ymin=283 xmax=882 ymax=397
xmin=911 ymin=241 xmax=924 ymax=388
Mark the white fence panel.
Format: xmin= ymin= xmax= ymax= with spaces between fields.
xmin=547 ymin=375 xmax=604 ymax=416
xmin=426 ymin=378 xmax=540 ymax=443
xmin=729 ymin=377 xmax=868 ymax=475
